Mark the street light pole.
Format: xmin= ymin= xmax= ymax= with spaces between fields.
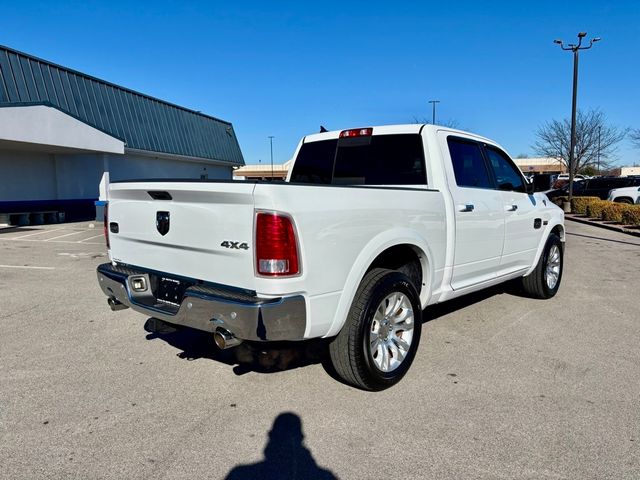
xmin=268 ymin=136 xmax=275 ymax=180
xmin=554 ymin=33 xmax=601 ymax=204
xmin=428 ymin=100 xmax=440 ymax=125
xmin=597 ymin=126 xmax=601 ymax=174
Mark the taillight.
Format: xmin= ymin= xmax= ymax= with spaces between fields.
xmin=255 ymin=212 xmax=299 ymax=276
xmin=339 ymin=127 xmax=373 ymax=138
xmin=104 ymin=203 xmax=110 ymax=249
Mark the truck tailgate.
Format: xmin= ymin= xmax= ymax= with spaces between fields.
xmin=107 ymin=181 xmax=257 ymax=290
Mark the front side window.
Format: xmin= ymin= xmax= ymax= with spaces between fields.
xmin=484 ymin=146 xmax=526 ymax=193
xmin=447 ymin=138 xmax=493 ymax=189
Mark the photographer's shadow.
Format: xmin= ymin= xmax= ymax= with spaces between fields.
xmin=225 ymin=412 xmax=338 ymax=480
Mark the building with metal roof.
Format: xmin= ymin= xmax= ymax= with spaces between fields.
xmin=513 ymin=156 xmax=566 ymax=175
xmin=0 ymin=45 xmax=244 ymax=224
xmin=233 ymin=159 xmax=293 ymax=181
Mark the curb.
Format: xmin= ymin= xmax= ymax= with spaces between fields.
xmin=565 ymin=215 xmax=640 ymax=238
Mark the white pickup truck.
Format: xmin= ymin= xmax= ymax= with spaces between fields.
xmin=97 ymin=124 xmax=565 ymax=390
xmin=608 ymin=185 xmax=640 ymax=204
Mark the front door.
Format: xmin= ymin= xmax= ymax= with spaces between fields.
xmin=483 ymin=146 xmax=543 ymax=274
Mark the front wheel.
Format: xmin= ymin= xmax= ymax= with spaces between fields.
xmin=520 ymin=233 xmax=563 ymax=299
xmin=328 ymin=268 xmax=422 ymax=391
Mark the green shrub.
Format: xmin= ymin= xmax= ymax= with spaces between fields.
xmin=571 ymin=196 xmax=601 ymax=215
xmin=586 ymin=200 xmax=608 ymax=219
xmin=551 ymin=196 xmax=568 ymax=208
xmin=601 ymin=203 xmax=625 ymax=223
xmin=621 ymin=205 xmax=640 ymax=226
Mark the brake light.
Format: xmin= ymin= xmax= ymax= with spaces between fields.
xmin=104 ymin=203 xmax=110 ymax=249
xmin=255 ymin=212 xmax=299 ymax=276
xmin=339 ymin=127 xmax=373 ymax=138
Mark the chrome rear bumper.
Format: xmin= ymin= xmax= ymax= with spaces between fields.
xmin=96 ymin=263 xmax=306 ymax=341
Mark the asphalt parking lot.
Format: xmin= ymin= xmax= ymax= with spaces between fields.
xmin=0 ymin=221 xmax=638 ymax=479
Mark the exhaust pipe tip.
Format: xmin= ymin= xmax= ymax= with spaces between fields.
xmin=214 ymin=328 xmax=242 ymax=350
xmin=108 ymin=297 xmax=128 ymax=311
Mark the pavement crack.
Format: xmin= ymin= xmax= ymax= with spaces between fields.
xmin=0 ymin=304 xmax=41 ymax=320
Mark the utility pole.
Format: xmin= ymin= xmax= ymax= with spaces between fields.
xmin=428 ymin=100 xmax=440 ymax=125
xmin=554 ymin=33 xmax=601 ymax=204
xmin=268 ymin=136 xmax=275 ymax=180
xmin=597 ymin=125 xmax=601 ymax=174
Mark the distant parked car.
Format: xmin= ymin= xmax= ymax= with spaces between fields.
xmin=608 ymin=186 xmax=640 ymax=204
xmin=546 ymin=176 xmax=640 ymax=201
xmin=552 ymin=174 xmax=586 ymax=189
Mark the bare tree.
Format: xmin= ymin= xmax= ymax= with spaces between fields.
xmin=533 ymin=109 xmax=628 ymax=174
xmin=412 ymin=116 xmax=462 ymax=129
xmin=630 ymin=129 xmax=640 ymax=150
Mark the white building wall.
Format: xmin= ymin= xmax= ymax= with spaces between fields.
xmin=0 ymin=150 xmax=56 ymax=201
xmin=54 ymin=153 xmax=105 ymax=199
xmin=0 ymin=148 xmax=233 ymax=203
xmin=107 ymin=153 xmax=232 ymax=183
xmin=620 ymin=166 xmax=640 ymax=176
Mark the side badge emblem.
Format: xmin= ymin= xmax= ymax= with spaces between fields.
xmin=156 ymin=211 xmax=170 ymax=236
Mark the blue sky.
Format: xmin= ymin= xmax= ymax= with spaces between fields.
xmin=2 ymin=0 xmax=639 ymax=165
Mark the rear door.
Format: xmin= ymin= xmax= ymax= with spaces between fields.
xmin=442 ymin=135 xmax=505 ymax=290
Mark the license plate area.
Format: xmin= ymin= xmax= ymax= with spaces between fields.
xmin=156 ymin=276 xmax=190 ymax=307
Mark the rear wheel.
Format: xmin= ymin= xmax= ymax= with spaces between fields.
xmin=521 ymin=233 xmax=563 ymax=299
xmin=328 ymin=268 xmax=422 ymax=391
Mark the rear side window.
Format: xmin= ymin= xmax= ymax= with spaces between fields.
xmin=290 ymin=134 xmax=427 ymax=185
xmin=447 ymin=138 xmax=492 ymax=189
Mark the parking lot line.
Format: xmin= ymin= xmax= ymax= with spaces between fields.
xmin=44 ymin=231 xmax=89 ymax=241
xmin=12 ymin=228 xmax=66 ymax=239
xmin=0 ymin=264 xmax=55 ymax=270
xmin=79 ymin=234 xmax=105 ymax=243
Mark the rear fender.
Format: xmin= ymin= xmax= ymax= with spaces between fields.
xmin=325 ymin=228 xmax=434 ymax=338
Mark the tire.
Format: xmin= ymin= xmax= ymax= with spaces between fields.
xmin=521 ymin=233 xmax=563 ymax=299
xmin=328 ymin=268 xmax=422 ymax=391
xmin=615 ymin=198 xmax=633 ymax=205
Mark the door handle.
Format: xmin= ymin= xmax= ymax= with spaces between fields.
xmin=458 ymin=204 xmax=474 ymax=212
xmin=505 ymin=204 xmax=518 ymax=212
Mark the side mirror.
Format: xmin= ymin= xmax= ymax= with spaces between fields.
xmin=532 ymin=174 xmax=553 ymax=192
xmin=526 ymin=181 xmax=535 ymax=194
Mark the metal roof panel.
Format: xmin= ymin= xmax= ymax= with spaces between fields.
xmin=0 ymin=45 xmax=244 ymax=165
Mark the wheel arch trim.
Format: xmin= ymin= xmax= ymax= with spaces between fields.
xmin=524 ymin=221 xmax=565 ymax=277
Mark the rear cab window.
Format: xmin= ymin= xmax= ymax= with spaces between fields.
xmin=290 ymin=133 xmax=427 ymax=186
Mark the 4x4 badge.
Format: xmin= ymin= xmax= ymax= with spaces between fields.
xmin=156 ymin=211 xmax=170 ymax=236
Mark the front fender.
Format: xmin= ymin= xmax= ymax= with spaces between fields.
xmin=524 ymin=219 xmax=565 ymax=277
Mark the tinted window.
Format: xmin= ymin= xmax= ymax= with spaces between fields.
xmin=290 ymin=134 xmax=426 ymax=185
xmin=586 ymin=178 xmax=632 ymax=191
xmin=289 ymin=139 xmax=337 ymax=184
xmin=447 ymin=138 xmax=492 ymax=189
xmin=484 ymin=146 xmax=526 ymax=192
xmin=333 ymin=134 xmax=426 ymax=185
